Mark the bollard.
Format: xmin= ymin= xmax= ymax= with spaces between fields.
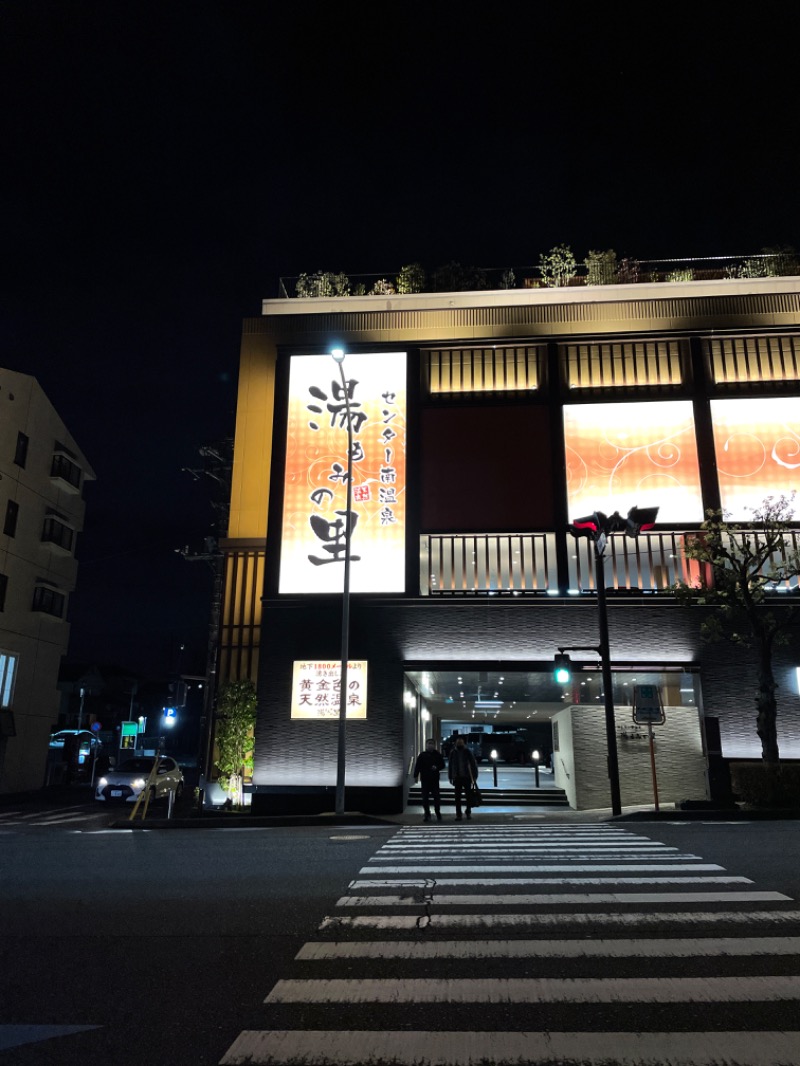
xmin=167 ymin=788 xmax=175 ymax=819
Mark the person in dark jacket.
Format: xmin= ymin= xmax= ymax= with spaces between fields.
xmin=448 ymin=735 xmax=479 ymax=820
xmin=413 ymin=738 xmax=446 ymax=821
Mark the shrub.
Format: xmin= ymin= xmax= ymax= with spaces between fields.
xmin=666 ymin=267 xmax=694 ymax=282
xmin=295 ymin=271 xmax=351 ymax=298
xmin=432 ymin=262 xmax=488 ymax=292
xmin=730 ymin=761 xmax=800 ymax=808
xmin=584 ymin=249 xmax=617 ymax=286
xmin=616 ymin=257 xmax=641 ymax=284
xmin=369 ymin=278 xmax=396 ymax=295
xmin=538 ymin=244 xmax=577 ymax=288
xmin=395 ymin=262 xmax=426 ymax=293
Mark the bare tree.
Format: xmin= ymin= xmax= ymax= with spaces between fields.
xmin=674 ymin=495 xmax=800 ymax=763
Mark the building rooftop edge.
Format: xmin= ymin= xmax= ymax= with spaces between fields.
xmin=261 ymin=275 xmax=800 ymax=318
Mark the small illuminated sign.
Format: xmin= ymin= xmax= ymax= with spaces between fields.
xmin=291 ymin=660 xmax=367 ymax=719
xmin=633 ymin=684 xmax=665 ymax=725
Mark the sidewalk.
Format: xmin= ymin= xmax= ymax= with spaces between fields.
xmin=113 ymin=801 xmax=800 ymax=830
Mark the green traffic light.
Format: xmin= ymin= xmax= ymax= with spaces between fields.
xmin=553 ymin=653 xmax=572 ymax=683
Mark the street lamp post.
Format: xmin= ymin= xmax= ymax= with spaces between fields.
xmin=331 ymin=349 xmax=353 ymax=816
xmin=571 ymin=506 xmax=659 ymax=816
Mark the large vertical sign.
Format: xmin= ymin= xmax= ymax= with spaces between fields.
xmin=279 ymin=352 xmax=407 ymax=594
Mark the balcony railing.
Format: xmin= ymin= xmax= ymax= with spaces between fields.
xmin=420 ymin=531 xmax=800 ymax=596
xmin=421 ymin=533 xmax=558 ymax=595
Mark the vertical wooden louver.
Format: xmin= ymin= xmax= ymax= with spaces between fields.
xmin=425 ymin=345 xmax=541 ymax=393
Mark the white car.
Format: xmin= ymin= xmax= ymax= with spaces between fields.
xmin=95 ymin=756 xmax=184 ymax=804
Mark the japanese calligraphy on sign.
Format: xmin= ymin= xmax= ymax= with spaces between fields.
xmin=279 ymin=352 xmax=407 ymax=593
xmin=290 ymin=660 xmax=368 ymax=719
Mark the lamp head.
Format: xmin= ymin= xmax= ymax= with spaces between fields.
xmin=331 ymin=348 xmax=345 ymax=364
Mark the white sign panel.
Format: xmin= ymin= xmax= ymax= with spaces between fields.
xmin=290 ymin=660 xmax=368 ymax=720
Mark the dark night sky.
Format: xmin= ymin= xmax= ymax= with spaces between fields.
xmin=3 ymin=3 xmax=799 ymax=677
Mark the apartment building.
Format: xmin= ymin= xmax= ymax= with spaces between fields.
xmin=0 ymin=369 xmax=95 ymax=792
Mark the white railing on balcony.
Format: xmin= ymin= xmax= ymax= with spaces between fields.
xmin=421 ymin=531 xmax=800 ymax=596
xmin=567 ymin=531 xmax=692 ymax=593
xmin=421 ymin=533 xmax=558 ymax=595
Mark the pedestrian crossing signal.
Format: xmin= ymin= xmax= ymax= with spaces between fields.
xmin=553 ymin=653 xmax=572 ymax=684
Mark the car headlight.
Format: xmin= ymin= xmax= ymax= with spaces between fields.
xmin=98 ymin=777 xmax=108 ymax=787
xmin=132 ymin=778 xmax=146 ymax=789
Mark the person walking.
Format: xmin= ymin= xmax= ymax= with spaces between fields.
xmin=448 ymin=735 xmax=478 ymax=820
xmin=413 ymin=738 xmax=445 ymax=821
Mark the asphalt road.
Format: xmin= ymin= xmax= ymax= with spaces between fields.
xmin=0 ymin=796 xmax=799 ymax=1066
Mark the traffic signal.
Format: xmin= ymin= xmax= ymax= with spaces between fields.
xmin=553 ymin=653 xmax=572 ymax=684
xmin=625 ymin=505 xmax=659 ymax=536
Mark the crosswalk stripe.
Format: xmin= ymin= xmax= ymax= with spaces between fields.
xmin=296 ymin=936 xmax=800 ymax=960
xmin=320 ymin=910 xmax=800 ymax=929
xmin=362 ymin=863 xmax=724 ymax=872
xmin=350 ymin=876 xmax=752 ymax=887
xmin=379 ymin=842 xmax=677 ymax=850
xmin=368 ymin=851 xmax=702 ymax=860
xmin=219 ymin=1029 xmax=800 ymax=1066
xmin=266 ymin=975 xmax=800 ymax=1003
xmin=394 ymin=825 xmax=635 ymax=830
xmin=220 ymin=821 xmax=798 ymax=1066
xmin=336 ymin=891 xmax=790 ymax=906
xmin=391 ymin=833 xmax=646 ymax=840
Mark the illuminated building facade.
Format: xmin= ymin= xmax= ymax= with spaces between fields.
xmin=0 ymin=369 xmax=95 ymax=792
xmin=221 ymin=277 xmax=800 ymax=813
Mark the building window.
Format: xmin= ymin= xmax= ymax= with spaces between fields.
xmin=0 ymin=650 xmax=18 ymax=707
xmin=14 ymin=432 xmax=29 ymax=468
xmin=3 ymin=500 xmax=19 ymax=538
xmin=31 ymin=584 xmax=65 ymax=618
xmin=424 ymin=346 xmax=542 ymax=394
xmin=50 ymin=452 xmax=82 ymax=490
xmin=563 ymin=339 xmax=686 ymax=389
xmin=0 ymin=573 xmax=7 ymax=612
xmin=41 ymin=513 xmax=74 ymax=553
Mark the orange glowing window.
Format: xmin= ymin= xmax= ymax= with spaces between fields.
xmin=564 ymin=401 xmax=704 ymax=524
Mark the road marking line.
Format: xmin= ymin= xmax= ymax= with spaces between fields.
xmin=219 ymin=1028 xmax=800 ymax=1065
xmin=336 ymin=891 xmax=790 ymax=906
xmin=265 ymin=975 xmax=800 ymax=1003
xmin=367 ymin=853 xmax=705 ymax=862
xmin=296 ymin=936 xmax=800 ymax=960
xmin=379 ymin=843 xmax=676 ymax=850
xmin=320 ymin=910 xmax=800 ymax=929
xmin=349 ymin=876 xmax=752 ymax=887
xmin=361 ymin=863 xmax=724 ymax=873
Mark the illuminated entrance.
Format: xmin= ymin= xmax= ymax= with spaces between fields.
xmin=404 ymin=667 xmax=709 ymax=810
